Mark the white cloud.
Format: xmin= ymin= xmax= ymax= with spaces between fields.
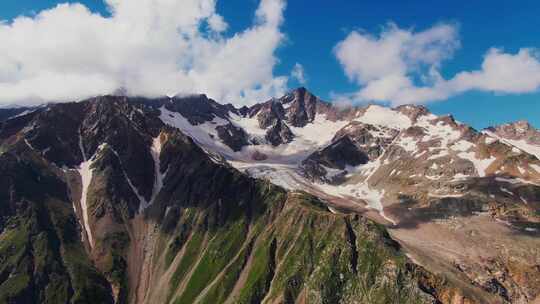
xmin=207 ymin=14 xmax=228 ymax=32
xmin=0 ymin=0 xmax=288 ymax=106
xmin=335 ymin=23 xmax=458 ymax=84
xmin=291 ymin=63 xmax=307 ymax=84
xmin=451 ymin=48 xmax=540 ymax=93
xmin=334 ymin=23 xmax=540 ymax=105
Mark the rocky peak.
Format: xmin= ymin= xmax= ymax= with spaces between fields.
xmin=254 ymin=99 xmax=286 ymax=129
xmin=490 ymin=120 xmax=536 ymax=136
xmin=507 ymin=120 xmax=534 ymax=133
xmin=167 ymin=94 xmax=230 ymax=125
xmin=237 ymin=105 xmax=250 ymax=116
xmin=1 ymin=93 xmax=538 ymax=304
xmin=265 ymin=119 xmax=294 ymax=146
xmin=394 ymin=104 xmax=430 ymax=122
xmin=280 ymin=87 xmax=321 ymax=127
xmin=486 ymin=120 xmax=540 ymax=146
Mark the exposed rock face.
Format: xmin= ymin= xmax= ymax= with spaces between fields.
xmin=333 ymin=121 xmax=399 ymax=160
xmin=215 ymin=123 xmax=249 ymax=152
xmin=282 ymin=87 xmax=318 ymax=127
xmin=0 ymin=107 xmax=35 ymax=122
xmin=487 ymin=120 xmax=540 ymax=146
xmin=302 ymin=136 xmax=369 ymax=183
xmin=150 ymin=88 xmax=540 ymax=304
xmin=166 ymin=94 xmax=231 ymax=125
xmin=22 ymin=102 xmax=86 ymax=167
xmin=251 ymin=150 xmax=268 ymax=161
xmin=254 ymin=99 xmax=286 ymax=129
xmin=265 ymin=119 xmax=294 ymax=146
xmin=280 ymin=87 xmax=356 ymax=126
xmin=395 ymin=104 xmax=430 ymax=123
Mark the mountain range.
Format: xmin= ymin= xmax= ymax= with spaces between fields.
xmin=0 ymin=87 xmax=539 ymax=303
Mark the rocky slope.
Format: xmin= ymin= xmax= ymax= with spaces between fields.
xmin=0 ymin=89 xmax=538 ymax=303
xmin=0 ymin=96 xmax=451 ymax=304
xmin=147 ymin=88 xmax=540 ymax=303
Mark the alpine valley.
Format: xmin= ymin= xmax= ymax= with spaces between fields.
xmin=0 ymin=87 xmax=539 ymax=304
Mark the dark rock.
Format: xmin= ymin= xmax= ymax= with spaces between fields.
xmin=81 ymin=96 xmax=160 ymax=201
xmin=23 ymin=102 xmax=86 ymax=167
xmin=167 ymin=94 xmax=231 ymax=125
xmin=394 ymin=104 xmax=430 ymax=122
xmin=256 ymin=99 xmax=286 ymax=129
xmin=216 ymin=123 xmax=249 ymax=152
xmin=482 ymin=278 xmax=509 ymax=301
xmin=333 ymin=122 xmax=398 ymax=160
xmin=301 ymin=136 xmax=369 ymax=183
xmin=265 ymin=119 xmax=294 ymax=146
xmin=251 ymin=150 xmax=268 ymax=161
xmin=283 ymin=87 xmax=317 ymax=127
xmin=0 ymin=107 xmax=35 ymax=122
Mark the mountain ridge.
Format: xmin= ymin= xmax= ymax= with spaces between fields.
xmin=0 ymin=89 xmax=539 ymax=303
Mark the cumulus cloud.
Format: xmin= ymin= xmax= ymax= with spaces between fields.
xmin=334 ymin=23 xmax=540 ymax=105
xmin=0 ymin=0 xmax=288 ymax=106
xmin=291 ymin=63 xmax=307 ymax=84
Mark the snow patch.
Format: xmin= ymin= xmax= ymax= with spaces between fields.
xmin=427 ymin=149 xmax=449 ymax=160
xmin=24 ymin=138 xmax=35 ymax=150
xmin=496 ymin=177 xmax=521 ymax=184
xmin=229 ymin=113 xmax=267 ymax=137
xmin=7 ymin=109 xmax=35 ymax=120
xmin=428 ymin=193 xmax=465 ymax=198
xmin=484 ymin=136 xmax=497 ymax=145
xmin=327 ymin=206 xmax=339 ymax=214
xmin=78 ymin=131 xmax=86 ymax=161
xmin=417 ymin=115 xmax=462 ymax=148
xmin=77 ymin=143 xmax=107 ymax=249
xmin=451 ymin=140 xmax=474 ymax=152
xmin=231 ymin=114 xmax=348 ymax=165
xmin=159 ymin=105 xmax=230 ymax=155
xmin=495 ymin=176 xmax=539 ymax=186
xmin=500 ymin=187 xmax=514 ymax=196
xmin=355 ymin=105 xmax=411 ymax=129
xmin=148 ymin=135 xmax=167 ymax=210
xmin=425 ymin=174 xmax=442 ymax=180
xmin=457 ymin=151 xmax=496 ymax=177
xmin=397 ymin=135 xmax=417 ymax=152
xmin=231 ymin=162 xmax=305 ymax=190
xmin=483 ymin=130 xmax=540 ymax=160
xmin=452 ymin=173 xmax=469 ymax=181
xmin=321 ymin=165 xmax=344 ymax=179
xmin=316 ymin=181 xmax=396 ymax=225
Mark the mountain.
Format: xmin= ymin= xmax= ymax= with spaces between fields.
xmin=0 ymin=107 xmax=36 ymax=123
xmin=0 ymin=89 xmax=538 ymax=303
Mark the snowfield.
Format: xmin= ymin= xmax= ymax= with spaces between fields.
xmin=355 ymin=105 xmax=411 ymax=129
xmin=77 ymin=143 xmax=107 ymax=249
xmin=156 ymin=97 xmax=540 ymax=228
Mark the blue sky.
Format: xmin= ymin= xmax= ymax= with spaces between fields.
xmin=2 ymin=0 xmax=540 ymax=129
